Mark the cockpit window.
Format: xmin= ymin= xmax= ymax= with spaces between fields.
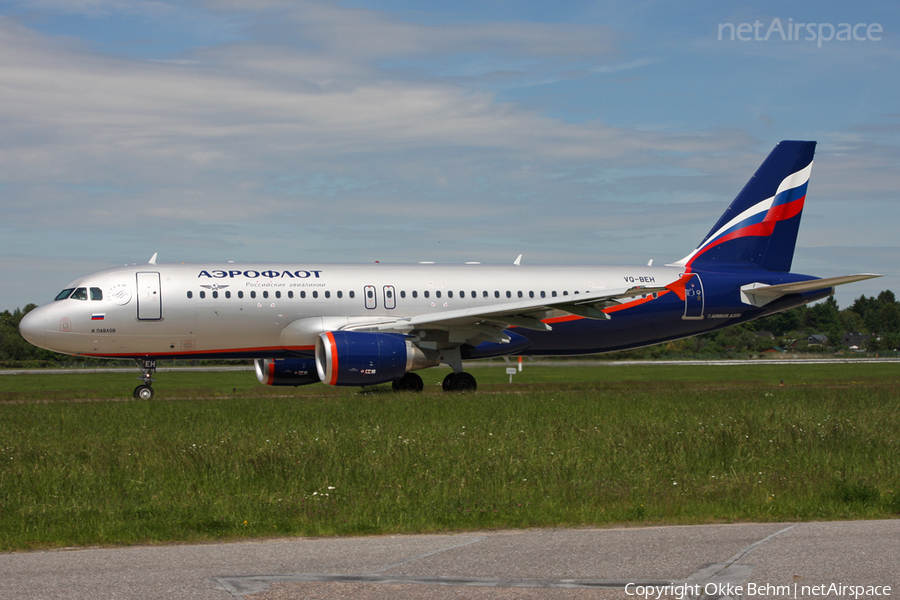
xmin=55 ymin=288 xmax=75 ymax=301
xmin=90 ymin=287 xmax=103 ymax=301
xmin=70 ymin=287 xmax=88 ymax=301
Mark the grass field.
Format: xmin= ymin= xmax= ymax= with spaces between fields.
xmin=0 ymin=362 xmax=898 ymax=551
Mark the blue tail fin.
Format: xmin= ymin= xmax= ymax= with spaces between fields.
xmin=677 ymin=140 xmax=816 ymax=273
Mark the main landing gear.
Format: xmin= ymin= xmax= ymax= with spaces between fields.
xmin=392 ymin=371 xmax=425 ymax=392
xmin=133 ymin=358 xmax=156 ymax=400
xmin=440 ymin=347 xmax=477 ymax=391
xmin=442 ymin=371 xmax=477 ymax=392
xmin=391 ymin=370 xmax=478 ymax=392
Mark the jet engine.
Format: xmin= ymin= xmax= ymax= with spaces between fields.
xmin=316 ymin=331 xmax=440 ymax=386
xmin=255 ymin=358 xmax=321 ymax=386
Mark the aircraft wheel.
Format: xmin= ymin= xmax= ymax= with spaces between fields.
xmin=446 ymin=372 xmax=477 ymax=392
xmin=392 ymin=372 xmax=424 ymax=392
xmin=134 ymin=384 xmax=154 ymax=400
xmin=442 ymin=373 xmax=455 ymax=391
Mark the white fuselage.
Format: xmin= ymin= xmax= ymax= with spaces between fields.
xmin=21 ymin=262 xmax=682 ymax=359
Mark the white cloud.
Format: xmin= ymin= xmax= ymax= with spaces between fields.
xmin=0 ymin=1 xmax=896 ymax=310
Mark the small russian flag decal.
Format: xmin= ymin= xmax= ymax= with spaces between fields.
xmin=91 ymin=314 xmax=105 ymax=321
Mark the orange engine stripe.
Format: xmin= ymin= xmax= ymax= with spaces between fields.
xmin=325 ymin=331 xmax=339 ymax=386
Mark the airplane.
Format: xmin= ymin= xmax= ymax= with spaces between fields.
xmin=19 ymin=141 xmax=879 ymax=399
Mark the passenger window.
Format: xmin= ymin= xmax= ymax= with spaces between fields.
xmin=552 ymin=291 xmax=557 ymax=297
xmin=412 ymin=291 xmax=418 ymax=298
xmin=494 ymin=291 xmax=500 ymax=298
xmin=447 ymin=291 xmax=453 ymax=298
xmin=200 ymin=291 xmax=206 ymax=299
xmin=424 ymin=291 xmax=430 ymax=298
xmin=55 ymin=288 xmax=75 ymax=301
xmin=71 ymin=287 xmax=88 ymax=301
xmin=529 ymin=291 xmax=534 ymax=298
xmin=399 ymin=291 xmax=405 ymax=298
xmin=275 ymin=291 xmax=281 ymax=299
xmin=90 ymin=288 xmax=103 ymax=301
xmin=263 ymin=291 xmax=269 ymax=299
xmin=300 ymin=291 xmax=306 ymax=298
xmin=540 ymin=291 xmax=546 ymax=298
xmin=288 ymin=291 xmax=294 ymax=298
xmin=325 ymin=291 xmax=331 ymax=298
xmin=506 ymin=291 xmax=511 ymax=298
xmin=517 ymin=291 xmax=523 ymax=298
xmin=349 ymin=291 xmax=355 ymax=299
xmin=435 ymin=291 xmax=441 ymax=298
xmin=312 ymin=291 xmax=318 ymax=298
xmin=226 ymin=291 xmax=231 ymax=299
xmin=187 ymin=291 xmax=193 ymax=299
xmin=250 ymin=291 xmax=256 ymax=299
xmin=338 ymin=291 xmax=343 ymax=298
xmin=238 ymin=291 xmax=244 ymax=299
xmin=213 ymin=291 xmax=219 ymax=299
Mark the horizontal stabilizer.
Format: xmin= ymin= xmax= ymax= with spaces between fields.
xmin=741 ymin=273 xmax=881 ymax=307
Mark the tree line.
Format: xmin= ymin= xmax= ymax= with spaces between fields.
xmin=2 ymin=291 xmax=899 ymax=366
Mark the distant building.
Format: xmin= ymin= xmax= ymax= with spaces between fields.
xmin=841 ymin=331 xmax=872 ymax=350
xmin=807 ymin=334 xmax=828 ymax=346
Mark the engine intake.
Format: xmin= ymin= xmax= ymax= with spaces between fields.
xmin=316 ymin=331 xmax=439 ymax=386
xmin=255 ymin=358 xmax=321 ymax=386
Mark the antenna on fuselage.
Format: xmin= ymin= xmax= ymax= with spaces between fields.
xmin=514 ymin=254 xmax=522 ymax=266
xmin=149 ymin=253 xmax=158 ymax=265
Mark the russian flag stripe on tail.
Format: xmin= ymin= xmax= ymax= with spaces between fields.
xmin=676 ymin=141 xmax=816 ymax=273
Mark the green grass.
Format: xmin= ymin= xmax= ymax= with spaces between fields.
xmin=0 ymin=362 xmax=898 ymax=550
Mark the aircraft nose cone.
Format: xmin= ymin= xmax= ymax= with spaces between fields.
xmin=18 ymin=308 xmax=47 ymax=348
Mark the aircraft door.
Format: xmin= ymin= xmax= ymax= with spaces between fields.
xmin=683 ymin=273 xmax=704 ymax=320
xmin=384 ymin=285 xmax=396 ymax=309
xmin=364 ymin=285 xmax=377 ymax=309
xmin=136 ymin=272 xmax=162 ymax=320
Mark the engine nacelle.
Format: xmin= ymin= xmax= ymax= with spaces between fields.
xmin=316 ymin=331 xmax=439 ymax=386
xmin=255 ymin=358 xmax=321 ymax=386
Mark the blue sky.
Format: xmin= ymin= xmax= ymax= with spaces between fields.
xmin=1 ymin=0 xmax=898 ymax=312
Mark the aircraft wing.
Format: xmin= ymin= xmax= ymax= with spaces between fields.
xmin=346 ymin=282 xmax=674 ymax=346
xmin=741 ymin=273 xmax=881 ymax=307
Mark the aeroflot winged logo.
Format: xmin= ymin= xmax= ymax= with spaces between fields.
xmin=198 ymin=269 xmax=324 ymax=279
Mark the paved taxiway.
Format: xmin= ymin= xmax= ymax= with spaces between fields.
xmin=1 ymin=520 xmax=897 ymax=599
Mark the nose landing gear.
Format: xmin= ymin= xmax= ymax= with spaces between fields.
xmin=133 ymin=358 xmax=156 ymax=399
